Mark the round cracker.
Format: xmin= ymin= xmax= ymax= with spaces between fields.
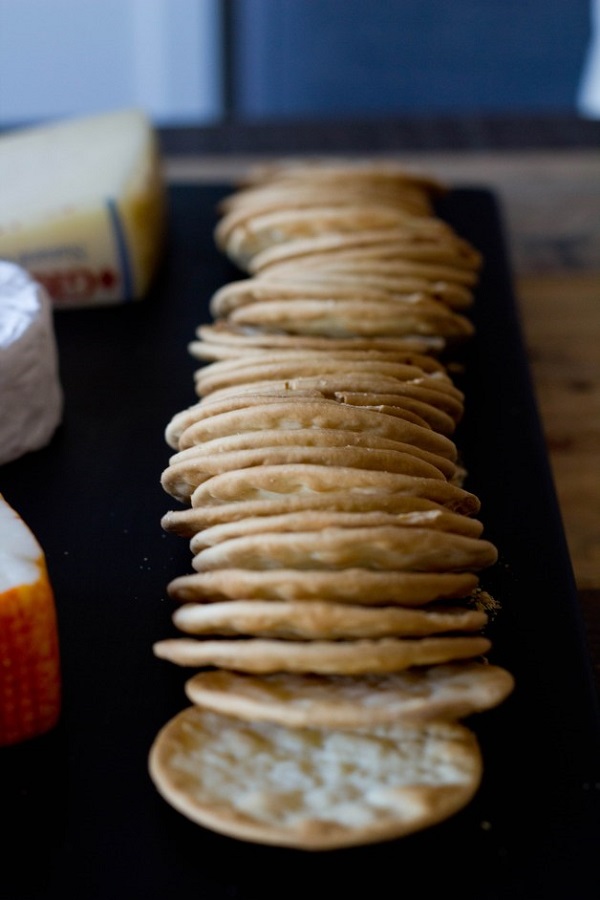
xmin=148 ymin=707 xmax=482 ymax=850
xmin=248 ymin=229 xmax=481 ymax=276
xmin=253 ymin=273 xmax=474 ymax=310
xmin=214 ymin=195 xmax=442 ymax=246
xmin=161 ymin=494 xmax=480 ymax=538
xmin=168 ymin=428 xmax=457 ymax=480
xmin=183 ymin=663 xmax=515 ymax=728
xmin=173 ymin=600 xmax=488 ymax=640
xmin=193 ymin=356 xmax=454 ymax=395
xmin=220 ymin=167 xmax=441 ymax=214
xmin=258 ymin=256 xmax=479 ymax=287
xmin=189 ymin=337 xmax=431 ymax=363
xmin=191 ymin=383 xmax=441 ymax=432
xmin=166 ymin=569 xmax=480 ymax=606
xmin=187 ymin=508 xmax=483 ymax=552
xmin=219 ymin=186 xmax=435 ymax=222
xmin=226 ymin=297 xmax=475 ymax=340
xmin=194 ymin=376 xmax=465 ymax=433
xmin=189 ymin=467 xmax=479 ymax=516
xmin=217 ymin=188 xmax=434 ymax=233
xmin=191 ymin=339 xmax=447 ymax=373
xmin=194 ymin=340 xmax=447 ymax=375
xmin=152 ymin=634 xmax=491 ymax=674
xmin=161 ymin=445 xmax=447 ymax=504
xmin=174 ymin=401 xmax=458 ymax=461
xmin=209 ymin=277 xmax=464 ymax=322
xmin=190 ymin=526 xmax=498 ymax=574
xmin=219 ymin=205 xmax=453 ymax=268
xmin=194 ymin=321 xmax=446 ymax=355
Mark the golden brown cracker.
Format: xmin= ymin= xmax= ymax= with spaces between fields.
xmin=148 ymin=707 xmax=482 ymax=850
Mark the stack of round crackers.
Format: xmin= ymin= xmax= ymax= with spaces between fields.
xmin=149 ymin=159 xmax=514 ymax=851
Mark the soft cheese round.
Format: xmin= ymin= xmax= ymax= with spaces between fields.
xmin=0 ymin=261 xmax=63 ymax=465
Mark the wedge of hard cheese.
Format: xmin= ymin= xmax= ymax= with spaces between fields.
xmin=0 ymin=108 xmax=166 ymax=307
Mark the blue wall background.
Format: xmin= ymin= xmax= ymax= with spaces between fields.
xmin=231 ymin=0 xmax=592 ymax=119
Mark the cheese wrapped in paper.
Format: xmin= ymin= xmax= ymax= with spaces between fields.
xmin=0 ymin=108 xmax=166 ymax=307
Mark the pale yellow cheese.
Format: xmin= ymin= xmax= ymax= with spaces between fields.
xmin=0 ymin=108 xmax=167 ymax=307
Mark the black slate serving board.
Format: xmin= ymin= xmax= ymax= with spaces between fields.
xmin=1 ymin=184 xmax=599 ymax=900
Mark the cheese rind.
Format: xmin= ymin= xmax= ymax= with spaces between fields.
xmin=0 ymin=261 xmax=63 ymax=464
xmin=0 ymin=492 xmax=40 ymax=590
xmin=0 ymin=108 xmax=166 ymax=306
xmin=0 ymin=493 xmax=62 ymax=746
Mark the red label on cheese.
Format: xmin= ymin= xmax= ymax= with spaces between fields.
xmin=33 ymin=267 xmax=121 ymax=305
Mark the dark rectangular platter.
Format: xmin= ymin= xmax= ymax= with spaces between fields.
xmin=1 ymin=185 xmax=599 ymax=900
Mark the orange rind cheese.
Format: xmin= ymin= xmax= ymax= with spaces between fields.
xmin=0 ymin=494 xmax=61 ymax=746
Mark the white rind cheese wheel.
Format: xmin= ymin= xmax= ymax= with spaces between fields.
xmin=0 ymin=108 xmax=166 ymax=307
xmin=0 ymin=261 xmax=63 ymax=465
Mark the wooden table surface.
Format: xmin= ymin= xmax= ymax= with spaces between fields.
xmin=164 ymin=143 xmax=600 ymax=696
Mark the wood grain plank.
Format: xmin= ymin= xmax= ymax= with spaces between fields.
xmin=517 ymin=272 xmax=600 ymax=589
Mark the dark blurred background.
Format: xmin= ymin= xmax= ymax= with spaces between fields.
xmin=0 ymin=0 xmax=597 ymax=130
xmin=226 ymin=0 xmax=594 ymax=120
